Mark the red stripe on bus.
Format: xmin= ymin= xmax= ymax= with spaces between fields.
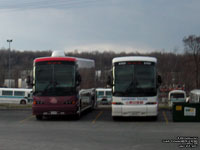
xmin=34 ymin=57 xmax=76 ymax=63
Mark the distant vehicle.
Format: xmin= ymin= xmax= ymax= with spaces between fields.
xmin=107 ymin=56 xmax=161 ymax=120
xmin=189 ymin=89 xmax=200 ymax=103
xmin=168 ymin=90 xmax=187 ymax=106
xmin=32 ymin=51 xmax=96 ymax=120
xmin=0 ymin=88 xmax=32 ymax=104
xmin=96 ymin=88 xmax=112 ymax=104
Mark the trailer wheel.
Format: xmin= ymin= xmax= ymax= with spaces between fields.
xmin=20 ymin=100 xmax=26 ymax=105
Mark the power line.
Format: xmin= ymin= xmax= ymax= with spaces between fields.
xmin=0 ymin=0 xmax=104 ymax=10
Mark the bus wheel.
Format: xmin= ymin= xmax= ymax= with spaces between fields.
xmin=151 ymin=116 xmax=158 ymax=121
xmin=74 ymin=106 xmax=81 ymax=120
xmin=36 ymin=115 xmax=43 ymax=120
xmin=20 ymin=100 xmax=26 ymax=105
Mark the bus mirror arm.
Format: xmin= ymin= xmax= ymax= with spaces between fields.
xmin=76 ymin=73 xmax=81 ymax=86
xmin=26 ymin=75 xmax=34 ymax=88
xmin=157 ymin=75 xmax=162 ymax=87
xmin=107 ymin=75 xmax=113 ymax=87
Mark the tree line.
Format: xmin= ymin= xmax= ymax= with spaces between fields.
xmin=0 ymin=35 xmax=199 ymax=93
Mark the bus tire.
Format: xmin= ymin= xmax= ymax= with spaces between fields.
xmin=74 ymin=105 xmax=81 ymax=120
xmin=20 ymin=100 xmax=26 ymax=105
xmin=36 ymin=115 xmax=43 ymax=120
xmin=151 ymin=116 xmax=158 ymax=121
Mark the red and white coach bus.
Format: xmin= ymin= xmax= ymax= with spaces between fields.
xmin=32 ymin=51 xmax=96 ymax=120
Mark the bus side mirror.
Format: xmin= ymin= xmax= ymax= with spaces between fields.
xmin=157 ymin=75 xmax=162 ymax=87
xmin=76 ymin=72 xmax=81 ymax=86
xmin=26 ymin=75 xmax=34 ymax=88
xmin=107 ymin=75 xmax=112 ymax=87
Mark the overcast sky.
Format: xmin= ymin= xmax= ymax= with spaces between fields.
xmin=0 ymin=0 xmax=200 ymax=53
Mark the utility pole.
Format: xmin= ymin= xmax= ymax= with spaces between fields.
xmin=7 ymin=39 xmax=12 ymax=88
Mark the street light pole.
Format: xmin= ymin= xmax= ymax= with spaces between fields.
xmin=7 ymin=39 xmax=12 ymax=88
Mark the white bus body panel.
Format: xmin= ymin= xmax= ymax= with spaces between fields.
xmin=112 ymin=96 xmax=158 ymax=117
xmin=113 ymin=56 xmax=157 ymax=64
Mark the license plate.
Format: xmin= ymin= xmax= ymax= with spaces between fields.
xmin=50 ymin=111 xmax=58 ymax=115
xmin=126 ymin=101 xmax=144 ymax=105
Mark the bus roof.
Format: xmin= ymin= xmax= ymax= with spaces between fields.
xmin=34 ymin=56 xmax=94 ymax=64
xmin=0 ymin=88 xmax=32 ymax=91
xmin=96 ymin=88 xmax=112 ymax=91
xmin=34 ymin=57 xmax=76 ymax=63
xmin=112 ymin=56 xmax=157 ymax=64
xmin=169 ymin=90 xmax=186 ymax=94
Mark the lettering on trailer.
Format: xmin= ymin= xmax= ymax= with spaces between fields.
xmin=121 ymin=97 xmax=148 ymax=101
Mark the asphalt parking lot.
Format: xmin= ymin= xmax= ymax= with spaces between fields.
xmin=0 ymin=106 xmax=199 ymax=150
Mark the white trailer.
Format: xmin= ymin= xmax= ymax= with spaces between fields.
xmin=168 ymin=90 xmax=186 ymax=107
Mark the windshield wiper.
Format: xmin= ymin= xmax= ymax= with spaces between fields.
xmin=124 ymin=80 xmax=134 ymax=94
xmin=33 ymin=91 xmax=43 ymax=96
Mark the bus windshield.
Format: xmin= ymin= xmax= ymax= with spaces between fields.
xmin=34 ymin=62 xmax=76 ymax=96
xmin=114 ymin=62 xmax=157 ymax=97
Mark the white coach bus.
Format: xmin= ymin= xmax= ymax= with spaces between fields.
xmin=107 ymin=56 xmax=161 ymax=120
xmin=0 ymin=88 xmax=32 ymax=104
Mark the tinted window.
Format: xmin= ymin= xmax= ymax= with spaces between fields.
xmin=106 ymin=91 xmax=112 ymax=96
xmin=2 ymin=91 xmax=13 ymax=96
xmin=114 ymin=62 xmax=157 ymax=97
xmin=14 ymin=91 xmax=25 ymax=96
xmin=98 ymin=91 xmax=104 ymax=96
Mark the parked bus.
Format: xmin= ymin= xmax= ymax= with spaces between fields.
xmin=189 ymin=89 xmax=200 ymax=103
xmin=32 ymin=51 xmax=96 ymax=120
xmin=168 ymin=90 xmax=186 ymax=107
xmin=0 ymin=88 xmax=32 ymax=104
xmin=96 ymin=88 xmax=112 ymax=104
xmin=107 ymin=56 xmax=161 ymax=120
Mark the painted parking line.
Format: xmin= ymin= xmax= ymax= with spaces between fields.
xmin=162 ymin=111 xmax=169 ymax=124
xmin=19 ymin=115 xmax=34 ymax=124
xmin=92 ymin=111 xmax=103 ymax=124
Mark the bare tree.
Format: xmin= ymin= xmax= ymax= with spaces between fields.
xmin=183 ymin=35 xmax=200 ymax=88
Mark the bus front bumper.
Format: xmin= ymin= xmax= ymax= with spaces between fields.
xmin=32 ymin=104 xmax=78 ymax=116
xmin=112 ymin=104 xmax=158 ymax=117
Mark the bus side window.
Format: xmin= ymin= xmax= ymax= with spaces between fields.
xmin=2 ymin=90 xmax=13 ymax=96
xmin=14 ymin=91 xmax=25 ymax=96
